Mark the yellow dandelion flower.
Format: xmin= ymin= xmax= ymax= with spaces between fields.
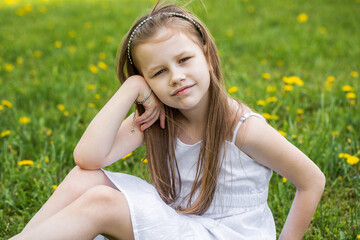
xmin=228 ymin=86 xmax=238 ymax=94
xmin=68 ymin=46 xmax=77 ymax=53
xmin=87 ymin=84 xmax=96 ymax=90
xmin=282 ymin=76 xmax=292 ymax=84
xmin=57 ymin=104 xmax=65 ymax=111
xmin=256 ymin=100 xmax=266 ymax=106
xmin=357 ymin=234 xmax=360 ymax=239
xmin=344 ymin=153 xmax=351 ymax=159
xmin=266 ymin=86 xmax=277 ymax=92
xmin=282 ymin=177 xmax=287 ymax=183
xmin=342 ymin=85 xmax=354 ymax=92
xmin=16 ymin=57 xmax=23 ymax=65
xmin=262 ymin=73 xmax=271 ymax=80
xmin=283 ymin=85 xmax=294 ymax=91
xmin=1 ymin=130 xmax=11 ymax=138
xmin=288 ymin=76 xmax=304 ymax=86
xmin=33 ymin=50 xmax=42 ymax=58
xmin=64 ymin=111 xmax=69 ymax=117
xmin=326 ymin=76 xmax=335 ymax=83
xmin=347 ymin=156 xmax=359 ymax=165
xmin=0 ymin=106 xmax=3 ymax=111
xmin=338 ymin=176 xmax=342 ymax=181
xmin=262 ymin=113 xmax=271 ymax=120
xmin=46 ymin=129 xmax=52 ymax=136
xmin=36 ymin=163 xmax=41 ymax=168
xmin=88 ymin=103 xmax=95 ymax=108
xmin=94 ymin=94 xmax=101 ymax=100
xmin=16 ymin=8 xmax=27 ymax=16
xmin=338 ymin=153 xmax=345 ymax=158
xmin=331 ymin=131 xmax=339 ymax=136
xmin=347 ymin=138 xmax=352 ymax=143
xmin=97 ymin=61 xmax=108 ymax=70
xmin=122 ymin=152 xmax=133 ymax=160
xmin=5 ymin=63 xmax=14 ymax=72
xmin=346 ymin=92 xmax=356 ymax=99
xmin=68 ymin=31 xmax=77 ymax=38
xmin=18 ymin=160 xmax=34 ymax=166
xmin=2 ymin=100 xmax=13 ymax=108
xmin=54 ymin=41 xmax=62 ymax=48
xmin=278 ymin=130 xmax=286 ymax=136
xmin=266 ymin=96 xmax=277 ymax=103
xmin=23 ymin=4 xmax=32 ymax=12
xmin=297 ymin=13 xmax=308 ymax=23
xmin=270 ymin=115 xmax=279 ymax=120
xmin=142 ymin=158 xmax=148 ymax=164
xmin=351 ymin=71 xmax=358 ymax=78
xmin=5 ymin=0 xmax=19 ymax=5
xmin=19 ymin=117 xmax=30 ymax=125
xmin=45 ymin=156 xmax=50 ymax=163
xmin=226 ymin=28 xmax=234 ymax=37
xmin=52 ymin=185 xmax=58 ymax=190
xmin=99 ymin=52 xmax=106 ymax=59
xmin=89 ymin=64 xmax=98 ymax=74
xmin=296 ymin=109 xmax=304 ymax=115
xmin=291 ymin=134 xmax=297 ymax=139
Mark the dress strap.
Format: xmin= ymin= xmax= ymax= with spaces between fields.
xmin=232 ymin=112 xmax=266 ymax=144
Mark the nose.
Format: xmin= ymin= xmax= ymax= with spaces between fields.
xmin=169 ymin=66 xmax=185 ymax=86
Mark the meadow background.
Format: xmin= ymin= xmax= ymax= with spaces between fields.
xmin=0 ymin=0 xmax=359 ymax=238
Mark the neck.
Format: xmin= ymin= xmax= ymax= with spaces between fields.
xmin=178 ymin=92 xmax=209 ymax=140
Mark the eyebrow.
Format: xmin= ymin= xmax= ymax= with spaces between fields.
xmin=147 ymin=50 xmax=193 ymax=73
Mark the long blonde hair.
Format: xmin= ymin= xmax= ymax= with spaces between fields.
xmin=116 ymin=4 xmax=236 ymax=215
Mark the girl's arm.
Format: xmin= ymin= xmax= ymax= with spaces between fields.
xmin=73 ymin=75 xmax=165 ymax=170
xmin=236 ymin=116 xmax=325 ymax=240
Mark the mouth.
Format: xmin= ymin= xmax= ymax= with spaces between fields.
xmin=171 ymin=84 xmax=195 ymax=96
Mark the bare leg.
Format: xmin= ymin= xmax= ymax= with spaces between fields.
xmin=10 ymin=185 xmax=134 ymax=240
xmin=18 ymin=166 xmax=116 ymax=234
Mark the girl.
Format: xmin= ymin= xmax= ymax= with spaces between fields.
xmin=10 ymin=3 xmax=325 ymax=240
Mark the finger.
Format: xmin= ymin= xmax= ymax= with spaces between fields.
xmin=140 ymin=117 xmax=158 ymax=131
xmin=136 ymin=108 xmax=158 ymax=125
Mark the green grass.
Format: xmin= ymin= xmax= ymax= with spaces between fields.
xmin=1 ymin=0 xmax=359 ymax=238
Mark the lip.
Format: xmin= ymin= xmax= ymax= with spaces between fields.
xmin=171 ymin=84 xmax=195 ymax=96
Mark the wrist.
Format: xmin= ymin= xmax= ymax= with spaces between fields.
xmin=124 ymin=75 xmax=151 ymax=103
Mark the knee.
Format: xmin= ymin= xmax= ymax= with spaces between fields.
xmin=83 ymin=185 xmax=122 ymax=207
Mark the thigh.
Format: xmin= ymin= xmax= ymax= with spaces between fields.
xmin=60 ymin=166 xmax=116 ymax=193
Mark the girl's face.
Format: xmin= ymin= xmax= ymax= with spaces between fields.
xmin=133 ymin=28 xmax=211 ymax=113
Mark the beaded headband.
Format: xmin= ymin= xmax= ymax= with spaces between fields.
xmin=127 ymin=12 xmax=206 ymax=65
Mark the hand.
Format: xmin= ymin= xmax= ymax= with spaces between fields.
xmin=132 ymin=77 xmax=165 ymax=131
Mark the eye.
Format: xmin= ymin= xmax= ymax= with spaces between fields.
xmin=153 ymin=69 xmax=166 ymax=77
xmin=179 ymin=57 xmax=190 ymax=63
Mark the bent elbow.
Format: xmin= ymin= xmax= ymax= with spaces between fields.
xmin=73 ymin=148 xmax=101 ymax=170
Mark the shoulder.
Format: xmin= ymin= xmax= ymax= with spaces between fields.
xmin=233 ymin=110 xmax=269 ymax=151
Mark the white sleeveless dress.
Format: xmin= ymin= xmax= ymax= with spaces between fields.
xmin=95 ymin=113 xmax=276 ymax=240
